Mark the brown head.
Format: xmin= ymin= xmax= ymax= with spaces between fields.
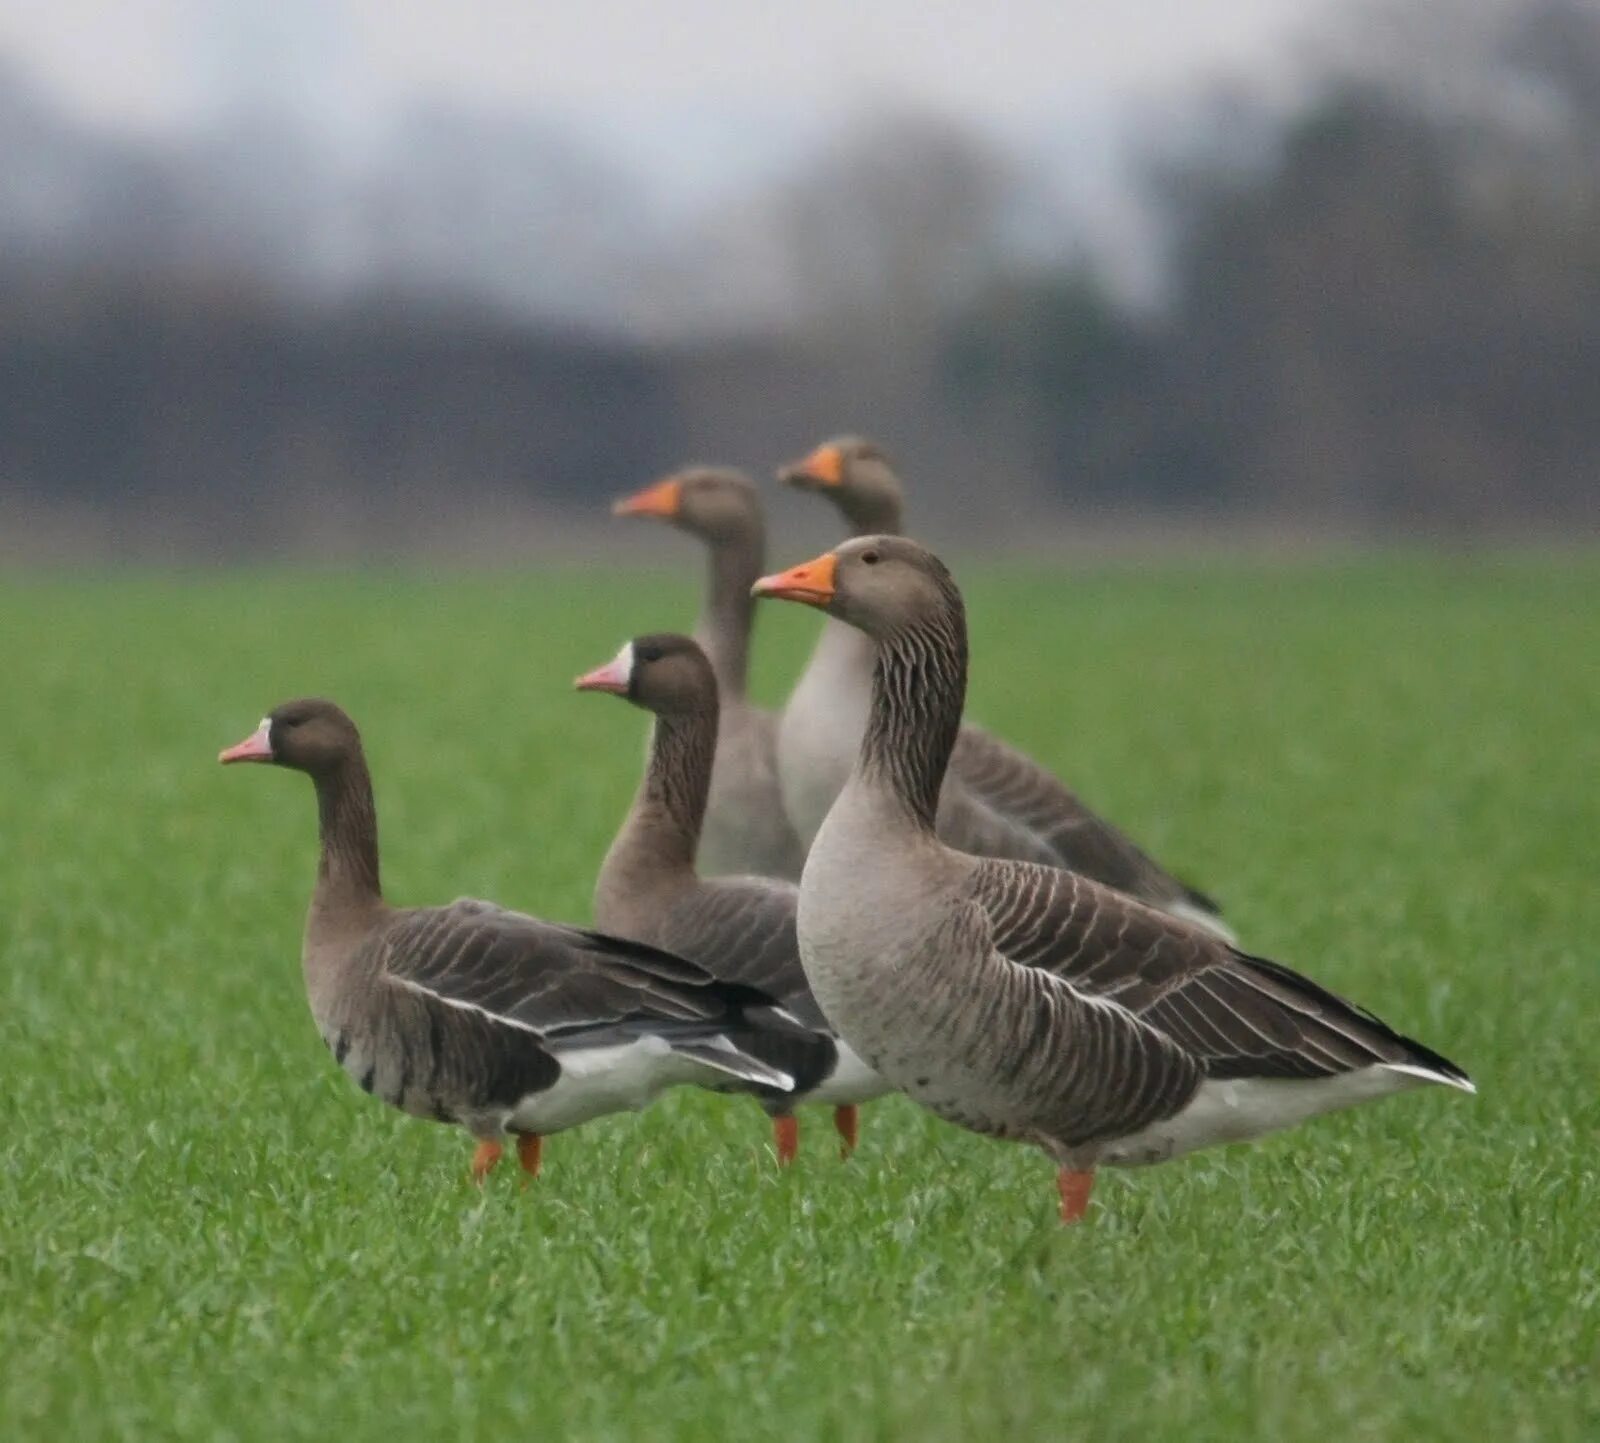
xmin=574 ymin=634 xmax=718 ymax=720
xmin=751 ymin=535 xmax=961 ymax=642
xmin=611 ymin=466 xmax=763 ymax=548
xmin=777 ymin=436 xmax=904 ymax=536
xmin=756 ymin=537 xmax=966 ymax=825
xmin=218 ymin=698 xmax=363 ymax=777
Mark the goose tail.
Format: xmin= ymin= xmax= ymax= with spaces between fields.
xmin=670 ymin=1035 xmax=797 ymax=1091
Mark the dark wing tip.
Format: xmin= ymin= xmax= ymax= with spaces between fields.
xmin=564 ymin=925 xmax=719 ymax=985
xmin=1387 ymin=1034 xmax=1475 ymax=1091
xmin=565 ymin=924 xmax=806 ymax=1019
xmin=1235 ymin=951 xmax=1473 ymax=1089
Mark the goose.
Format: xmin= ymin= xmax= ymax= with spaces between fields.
xmin=218 ymin=698 xmax=823 ymax=1183
xmin=777 ymin=437 xmax=1229 ymax=937
xmin=751 ymin=538 xmax=1474 ymax=1222
xmin=575 ymin=634 xmax=891 ymax=1162
xmin=613 ymin=468 xmax=806 ymax=881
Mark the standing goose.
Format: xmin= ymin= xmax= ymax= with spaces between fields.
xmin=219 ymin=698 xmax=820 ymax=1183
xmin=575 ymin=634 xmax=891 ymax=1162
xmin=613 ymin=468 xmax=806 ymax=881
xmin=777 ymin=437 xmax=1228 ymax=936
xmin=752 ymin=539 xmax=1473 ymax=1222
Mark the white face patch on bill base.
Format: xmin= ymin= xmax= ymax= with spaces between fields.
xmin=218 ymin=717 xmax=276 ymax=764
xmin=573 ymin=641 xmax=634 ymax=696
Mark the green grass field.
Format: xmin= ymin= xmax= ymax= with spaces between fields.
xmin=3 ymin=556 xmax=1596 ymax=1441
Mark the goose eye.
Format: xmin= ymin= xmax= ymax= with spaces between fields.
xmin=636 ymin=644 xmax=663 ymax=664
xmin=861 ymin=549 xmax=881 ymax=565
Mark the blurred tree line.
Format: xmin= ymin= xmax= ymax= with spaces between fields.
xmin=947 ymin=0 xmax=1600 ymax=531
xmin=0 ymin=0 xmax=1595 ymax=556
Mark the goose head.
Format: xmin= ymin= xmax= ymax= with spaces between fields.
xmin=611 ymin=467 xmax=762 ymax=547
xmin=219 ymin=697 xmax=362 ymax=776
xmin=777 ymin=437 xmax=904 ymax=535
xmin=752 ymin=535 xmax=958 ymax=641
xmin=573 ymin=634 xmax=718 ymax=718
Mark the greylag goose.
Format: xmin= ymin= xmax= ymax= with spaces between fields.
xmin=219 ymin=698 xmax=822 ymax=1183
xmin=752 ymin=539 xmax=1473 ymax=1222
xmin=575 ymin=634 xmax=891 ymax=1161
xmin=777 ymin=437 xmax=1229 ymax=936
xmin=612 ymin=468 xmax=806 ymax=881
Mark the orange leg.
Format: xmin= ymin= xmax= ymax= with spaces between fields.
xmin=471 ymin=1139 xmax=504 ymax=1185
xmin=515 ymin=1131 xmax=543 ymax=1185
xmin=833 ymin=1104 xmax=860 ymax=1158
xmin=772 ymin=1114 xmax=799 ymax=1166
xmin=1057 ymin=1168 xmax=1095 ymax=1224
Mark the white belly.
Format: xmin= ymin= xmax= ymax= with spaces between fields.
xmin=802 ymin=1039 xmax=893 ymax=1107
xmin=509 ymin=1037 xmax=699 ymax=1134
xmin=1099 ymin=1066 xmax=1431 ymax=1167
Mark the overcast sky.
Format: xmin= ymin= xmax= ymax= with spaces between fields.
xmin=3 ymin=0 xmax=1327 ymax=143
xmin=0 ymin=0 xmax=1340 ymax=300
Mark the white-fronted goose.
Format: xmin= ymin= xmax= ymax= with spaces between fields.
xmin=612 ymin=468 xmax=806 ymax=881
xmin=752 ymin=539 xmax=1473 ymax=1221
xmin=576 ymin=634 xmax=891 ymax=1161
xmin=219 ymin=698 xmax=823 ymax=1183
xmin=777 ymin=437 xmax=1229 ymax=936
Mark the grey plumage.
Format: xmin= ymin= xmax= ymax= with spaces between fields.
xmin=754 ymin=536 xmax=1472 ymax=1218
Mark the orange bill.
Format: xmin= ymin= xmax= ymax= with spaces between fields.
xmin=751 ymin=551 xmax=838 ymax=607
xmin=782 ymin=444 xmax=844 ymax=487
xmin=611 ymin=477 xmax=683 ymax=519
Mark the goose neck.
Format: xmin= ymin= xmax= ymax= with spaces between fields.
xmin=857 ymin=605 xmax=967 ymax=833
xmin=615 ymin=708 xmax=717 ymax=880
xmin=310 ymin=754 xmax=383 ymax=915
xmin=841 ymin=493 xmax=904 ymax=539
xmin=696 ymin=529 xmax=762 ymax=699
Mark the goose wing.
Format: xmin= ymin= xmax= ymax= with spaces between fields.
xmin=379 ymin=898 xmax=817 ymax=1089
xmin=933 ymin=769 xmax=1063 ymax=868
xmin=965 ymin=861 xmax=1470 ymax=1089
xmin=650 ymin=878 xmax=829 ymax=1031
